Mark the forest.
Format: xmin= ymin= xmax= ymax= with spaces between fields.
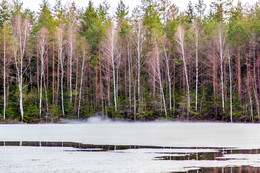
xmin=0 ymin=0 xmax=259 ymax=123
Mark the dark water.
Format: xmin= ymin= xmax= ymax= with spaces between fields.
xmin=1 ymin=141 xmax=260 ymax=172
xmin=188 ymin=166 xmax=260 ymax=173
xmin=155 ymin=148 xmax=260 ymax=161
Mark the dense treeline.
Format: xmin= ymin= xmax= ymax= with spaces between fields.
xmin=0 ymin=0 xmax=259 ymax=123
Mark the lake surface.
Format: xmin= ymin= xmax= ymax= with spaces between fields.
xmin=0 ymin=121 xmax=260 ymax=172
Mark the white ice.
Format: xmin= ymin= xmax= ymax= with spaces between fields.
xmin=1 ymin=146 xmax=260 ymax=173
xmin=0 ymin=122 xmax=259 ymax=148
xmin=0 ymin=122 xmax=260 ymax=172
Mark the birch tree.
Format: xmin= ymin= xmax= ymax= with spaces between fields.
xmin=0 ymin=1 xmax=11 ymax=119
xmin=136 ymin=20 xmax=143 ymax=113
xmin=247 ymin=30 xmax=259 ymax=122
xmin=175 ymin=25 xmax=191 ymax=119
xmin=37 ymin=27 xmax=49 ymax=117
xmin=56 ymin=25 xmax=65 ymax=116
xmin=227 ymin=48 xmax=233 ymax=122
xmin=153 ymin=36 xmax=167 ymax=117
xmin=132 ymin=15 xmax=145 ymax=113
xmin=192 ymin=19 xmax=200 ymax=111
xmin=2 ymin=22 xmax=7 ymax=119
xmin=162 ymin=38 xmax=172 ymax=111
xmin=102 ymin=24 xmax=120 ymax=111
xmin=67 ymin=6 xmax=77 ymax=104
xmin=11 ymin=14 xmax=31 ymax=120
xmin=1 ymin=21 xmax=11 ymax=119
xmin=246 ymin=49 xmax=254 ymax=122
xmin=77 ymin=37 xmax=88 ymax=119
xmin=127 ymin=33 xmax=132 ymax=110
xmin=215 ymin=24 xmax=226 ymax=112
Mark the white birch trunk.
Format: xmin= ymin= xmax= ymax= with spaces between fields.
xmin=246 ymin=53 xmax=254 ymax=122
xmin=57 ymin=30 xmax=65 ymax=116
xmin=19 ymin=18 xmax=30 ymax=121
xmin=137 ymin=21 xmax=142 ymax=112
xmin=164 ymin=46 xmax=172 ymax=111
xmin=195 ymin=30 xmax=199 ymax=111
xmin=116 ymin=66 xmax=119 ymax=99
xmin=3 ymin=23 xmax=7 ymax=120
xmin=68 ymin=9 xmax=77 ymax=105
xmin=44 ymin=75 xmax=49 ymax=116
xmin=12 ymin=16 xmax=30 ymax=120
xmin=39 ymin=45 xmax=45 ymax=117
xmin=133 ymin=80 xmax=137 ymax=121
xmin=18 ymin=23 xmax=24 ymax=120
xmin=128 ymin=42 xmax=132 ymax=108
xmin=228 ymin=50 xmax=233 ymax=122
xmin=111 ymin=29 xmax=117 ymax=111
xmin=176 ymin=26 xmax=191 ymax=119
xmin=181 ymin=44 xmax=191 ymax=119
xmin=253 ymin=83 xmax=260 ymax=122
xmin=69 ymin=39 xmax=73 ymax=104
xmin=217 ymin=28 xmax=225 ymax=112
xmin=19 ymin=77 xmax=24 ymax=120
xmin=60 ymin=47 xmax=65 ymax=116
xmin=11 ymin=16 xmax=31 ymax=121
xmin=155 ymin=41 xmax=167 ymax=118
xmin=17 ymin=40 xmax=24 ymax=120
xmin=37 ymin=27 xmax=49 ymax=118
xmin=77 ymin=54 xmax=86 ymax=119
xmin=18 ymin=43 xmax=24 ymax=120
xmin=248 ymin=90 xmax=254 ymax=122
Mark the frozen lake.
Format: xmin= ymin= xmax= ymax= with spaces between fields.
xmin=0 ymin=121 xmax=260 ymax=172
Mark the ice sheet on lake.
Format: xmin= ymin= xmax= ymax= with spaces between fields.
xmin=1 ymin=146 xmax=260 ymax=173
xmin=0 ymin=122 xmax=259 ymax=148
xmin=1 ymin=122 xmax=260 ymax=172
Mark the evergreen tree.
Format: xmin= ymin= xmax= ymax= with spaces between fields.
xmin=210 ymin=0 xmax=232 ymax=22
xmin=33 ymin=0 xmax=54 ymax=32
xmin=115 ymin=0 xmax=129 ymax=38
xmin=185 ymin=1 xmax=195 ymax=23
xmin=0 ymin=0 xmax=11 ymax=26
xmin=195 ymin=0 xmax=206 ymax=19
